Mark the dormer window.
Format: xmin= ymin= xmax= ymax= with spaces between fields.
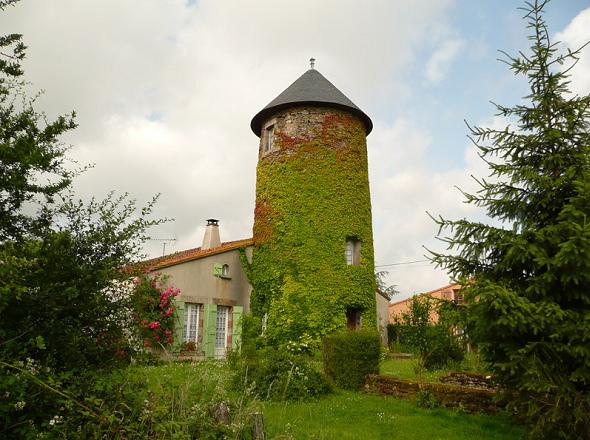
xmin=264 ymin=125 xmax=274 ymax=152
xmin=345 ymin=238 xmax=361 ymax=266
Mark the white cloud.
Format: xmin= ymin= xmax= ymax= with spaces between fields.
xmin=1 ymin=0 xmax=502 ymax=300
xmin=368 ymin=117 xmax=489 ymax=299
xmin=556 ymin=6 xmax=590 ymax=95
xmin=425 ymin=39 xmax=465 ymax=83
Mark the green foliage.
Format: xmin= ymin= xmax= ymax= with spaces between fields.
xmin=392 ymin=296 xmax=465 ymax=373
xmin=245 ymin=109 xmax=376 ymax=347
xmin=323 ymin=329 xmax=381 ymax=390
xmin=228 ymin=346 xmax=332 ymax=401
xmin=0 ymin=194 xmax=163 ymax=436
xmin=415 ymin=389 xmax=439 ymax=409
xmin=430 ymin=1 xmax=590 ymax=438
xmin=131 ymin=273 xmax=180 ymax=349
xmin=10 ymin=362 xmax=261 ymax=439
xmin=0 ymin=4 xmax=165 ymax=435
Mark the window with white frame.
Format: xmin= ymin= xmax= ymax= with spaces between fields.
xmin=183 ymin=303 xmax=201 ymax=343
xmin=345 ymin=238 xmax=361 ymax=266
xmin=215 ymin=306 xmax=229 ymax=349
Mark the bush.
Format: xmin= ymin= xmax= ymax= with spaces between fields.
xmin=229 ymin=347 xmax=331 ymax=401
xmin=386 ymin=322 xmax=400 ymax=347
xmin=323 ymin=328 xmax=380 ymax=390
xmin=423 ymin=327 xmax=465 ymax=370
xmin=416 ymin=389 xmax=439 ymax=409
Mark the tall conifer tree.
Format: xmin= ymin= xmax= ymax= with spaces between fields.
xmin=431 ymin=1 xmax=590 ymax=437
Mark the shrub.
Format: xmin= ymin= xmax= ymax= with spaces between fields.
xmin=229 ymin=347 xmax=331 ymax=401
xmin=416 ymin=389 xmax=439 ymax=409
xmin=323 ymin=328 xmax=380 ymax=390
xmin=386 ymin=322 xmax=400 ymax=347
xmin=422 ymin=327 xmax=465 ymax=371
xmin=130 ymin=273 xmax=180 ymax=350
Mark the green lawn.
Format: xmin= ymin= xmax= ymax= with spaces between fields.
xmin=133 ymin=359 xmax=522 ymax=440
xmin=263 ymin=391 xmax=521 ymax=440
xmin=379 ymin=352 xmax=487 ymax=382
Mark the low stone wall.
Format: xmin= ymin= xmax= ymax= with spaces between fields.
xmin=365 ymin=374 xmax=499 ymax=414
xmin=439 ymin=371 xmax=498 ymax=391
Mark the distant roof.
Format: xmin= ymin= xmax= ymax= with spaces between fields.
xmin=141 ymin=238 xmax=254 ymax=271
xmin=251 ymin=68 xmax=373 ymax=137
xmin=388 ymin=283 xmax=462 ymax=308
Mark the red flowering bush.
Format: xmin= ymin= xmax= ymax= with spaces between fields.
xmin=131 ymin=272 xmax=180 ymax=349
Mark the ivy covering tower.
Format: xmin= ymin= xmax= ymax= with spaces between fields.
xmin=245 ymin=62 xmax=376 ymax=346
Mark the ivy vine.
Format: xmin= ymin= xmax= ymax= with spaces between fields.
xmin=244 ymin=107 xmax=376 ymax=347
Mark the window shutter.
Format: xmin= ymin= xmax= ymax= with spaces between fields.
xmin=203 ymin=303 xmax=217 ymax=358
xmin=232 ymin=306 xmax=243 ymax=350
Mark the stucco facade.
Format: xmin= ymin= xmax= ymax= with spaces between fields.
xmin=388 ymin=283 xmax=462 ymax=324
xmin=144 ymin=238 xmax=253 ymax=359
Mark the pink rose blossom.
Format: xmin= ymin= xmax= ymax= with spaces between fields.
xmin=149 ymin=321 xmax=160 ymax=329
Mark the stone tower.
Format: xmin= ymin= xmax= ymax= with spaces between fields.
xmin=248 ymin=63 xmax=376 ymax=346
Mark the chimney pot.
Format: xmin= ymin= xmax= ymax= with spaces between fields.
xmin=202 ymin=219 xmax=221 ymax=249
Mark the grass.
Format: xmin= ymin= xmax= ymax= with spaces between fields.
xmin=379 ymin=352 xmax=487 ymax=382
xmin=130 ymin=358 xmax=522 ymax=440
xmin=263 ymin=391 xmax=522 ymax=440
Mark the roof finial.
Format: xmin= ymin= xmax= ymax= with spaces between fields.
xmin=309 ymin=57 xmax=316 ymax=70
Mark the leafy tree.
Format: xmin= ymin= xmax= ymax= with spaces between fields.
xmin=394 ymin=296 xmax=463 ymax=377
xmin=0 ymin=2 xmax=165 ymax=436
xmin=431 ymin=1 xmax=590 ymax=437
xmin=0 ymin=0 xmax=76 ymax=240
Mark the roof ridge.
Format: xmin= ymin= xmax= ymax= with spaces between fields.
xmin=141 ymin=237 xmax=254 ymax=271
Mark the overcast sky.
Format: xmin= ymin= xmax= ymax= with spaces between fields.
xmin=2 ymin=0 xmax=589 ymax=300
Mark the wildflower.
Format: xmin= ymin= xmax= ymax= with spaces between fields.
xmin=149 ymin=321 xmax=160 ymax=329
xmin=14 ymin=401 xmax=25 ymax=410
xmin=49 ymin=415 xmax=63 ymax=426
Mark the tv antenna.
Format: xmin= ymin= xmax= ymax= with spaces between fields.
xmin=148 ymin=237 xmax=178 ymax=256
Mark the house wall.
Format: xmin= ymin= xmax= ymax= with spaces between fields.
xmin=388 ymin=283 xmax=462 ymax=323
xmin=158 ymin=247 xmax=252 ymax=313
xmin=375 ymin=292 xmax=390 ymax=345
xmin=156 ymin=246 xmax=252 ymax=358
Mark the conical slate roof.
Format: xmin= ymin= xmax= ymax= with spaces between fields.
xmin=250 ymin=68 xmax=373 ymax=137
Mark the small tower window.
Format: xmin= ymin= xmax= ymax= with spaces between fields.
xmin=264 ymin=125 xmax=274 ymax=152
xmin=345 ymin=238 xmax=361 ymax=266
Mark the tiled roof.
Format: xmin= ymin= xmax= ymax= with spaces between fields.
xmin=250 ymin=68 xmax=373 ymax=136
xmin=388 ymin=282 xmax=461 ymax=308
xmin=142 ymin=238 xmax=254 ymax=271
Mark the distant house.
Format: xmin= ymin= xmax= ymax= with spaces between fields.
xmin=388 ymin=283 xmax=462 ymax=323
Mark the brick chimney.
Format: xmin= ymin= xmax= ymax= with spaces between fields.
xmin=202 ymin=219 xmax=221 ymax=250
